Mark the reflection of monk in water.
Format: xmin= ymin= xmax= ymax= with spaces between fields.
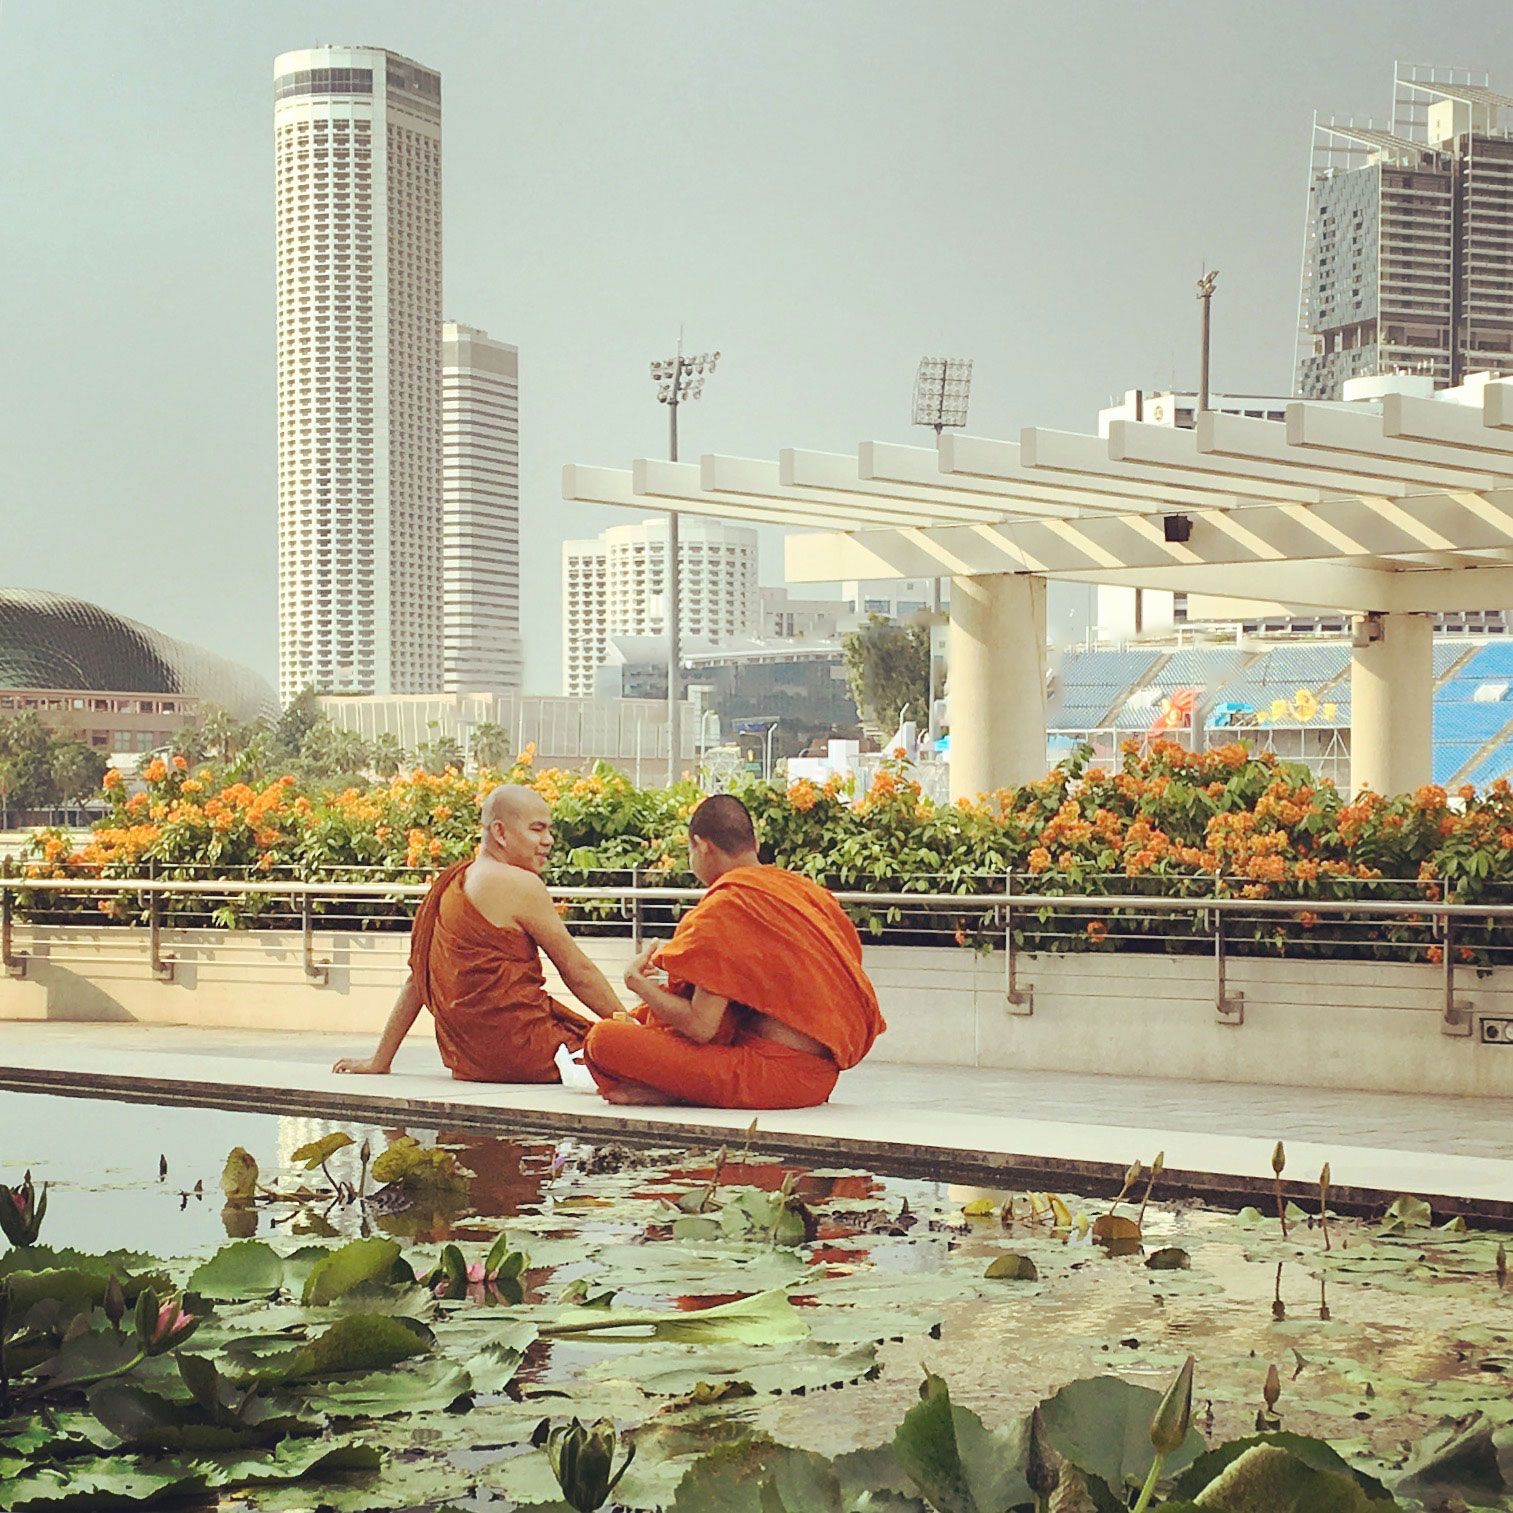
xmin=583 ymin=795 xmax=885 ymax=1108
xmin=333 ymin=787 xmax=625 ymax=1082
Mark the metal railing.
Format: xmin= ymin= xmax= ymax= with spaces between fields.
xmin=3 ymin=872 xmax=1511 ymax=1040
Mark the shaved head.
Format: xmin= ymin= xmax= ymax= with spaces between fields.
xmin=687 ymin=795 xmax=760 ymax=884
xmin=480 ymin=784 xmax=554 ymax=872
xmin=482 ymin=784 xmax=549 ymax=830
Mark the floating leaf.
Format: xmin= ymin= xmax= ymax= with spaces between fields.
xmin=984 ymin=1253 xmax=1039 ymax=1281
xmin=1039 ymin=1373 xmax=1205 ymax=1497
xmin=221 ymin=1148 xmax=259 ymax=1206
xmin=1091 ymin=1215 xmax=1143 ymax=1255
xmin=301 ymin=1237 xmax=409 ymax=1306
xmin=1396 ymin=1411 xmax=1513 ymax=1499
xmin=543 ymin=1288 xmax=807 ymax=1347
xmin=1170 ymin=1431 xmax=1396 ymax=1505
xmin=671 ymin=1438 xmax=843 ymax=1513
xmin=256 ymin=1312 xmax=434 ymax=1384
xmin=371 ymin=1136 xmax=470 ymax=1191
xmin=189 ymin=1241 xmax=285 ymax=1302
xmin=1146 ymin=1247 xmax=1191 ymax=1271
xmin=961 ymin=1199 xmax=997 ymax=1218
xmin=892 ymin=1371 xmax=1032 ymax=1513
xmin=289 ymin=1132 xmax=355 ymax=1171
xmin=1181 ymin=1440 xmax=1399 ymax=1510
xmin=1380 ymin=1195 xmax=1433 ymax=1230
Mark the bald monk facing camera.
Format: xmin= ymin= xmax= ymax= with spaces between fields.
xmin=333 ymin=785 xmax=625 ymax=1082
xmin=582 ymin=795 xmax=885 ymax=1108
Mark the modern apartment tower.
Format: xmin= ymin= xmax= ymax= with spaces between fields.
xmin=442 ymin=323 xmax=522 ymax=694
xmin=274 ymin=47 xmax=443 ymax=702
xmin=561 ymin=520 xmax=759 ymax=696
xmin=1297 ymin=66 xmax=1513 ymax=399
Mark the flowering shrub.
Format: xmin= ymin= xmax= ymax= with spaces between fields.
xmin=19 ymin=739 xmax=1513 ymax=958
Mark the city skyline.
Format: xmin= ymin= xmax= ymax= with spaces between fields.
xmin=4 ymin=2 xmax=1513 ymax=695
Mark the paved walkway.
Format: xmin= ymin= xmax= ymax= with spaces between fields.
xmin=1 ymin=1022 xmax=1510 ymax=1221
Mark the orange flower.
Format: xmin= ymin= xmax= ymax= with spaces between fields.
xmin=172 ymin=755 xmax=188 ymax=772
xmin=1297 ymin=911 xmax=1318 ymax=929
xmin=102 ymin=769 xmax=122 ymax=791
xmin=1086 ymin=919 xmax=1108 ymax=943
xmin=142 ymin=758 xmax=168 ymax=785
xmin=1027 ymin=847 xmax=1051 ymax=873
xmin=1427 ymin=945 xmax=1443 ymax=965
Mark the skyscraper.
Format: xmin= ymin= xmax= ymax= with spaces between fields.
xmin=274 ymin=47 xmax=443 ymax=703
xmin=560 ymin=521 xmax=759 ymax=696
xmin=442 ymin=322 xmax=522 ymax=694
xmin=1297 ymin=66 xmax=1513 ymax=399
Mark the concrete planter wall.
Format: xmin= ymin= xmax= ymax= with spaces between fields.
xmin=2 ymin=927 xmax=1511 ymax=1098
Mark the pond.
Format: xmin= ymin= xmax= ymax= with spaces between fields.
xmin=1 ymin=1089 xmax=1510 ymax=1510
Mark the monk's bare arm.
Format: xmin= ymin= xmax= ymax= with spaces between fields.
xmin=511 ymin=879 xmax=625 ymax=1023
xmin=333 ymin=974 xmax=423 ymax=1074
xmin=624 ymin=946 xmax=730 ymax=1043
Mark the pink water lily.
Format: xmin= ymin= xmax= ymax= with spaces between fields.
xmin=144 ymin=1296 xmax=199 ymax=1354
xmin=0 ymin=1172 xmax=47 ymax=1246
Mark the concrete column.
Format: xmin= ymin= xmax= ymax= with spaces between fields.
xmin=947 ymin=572 xmax=1047 ymax=801
xmin=1350 ymin=611 xmax=1433 ymax=796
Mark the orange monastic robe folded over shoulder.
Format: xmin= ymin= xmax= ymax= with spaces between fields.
xmin=410 ymin=859 xmax=589 ymax=1083
xmin=583 ymin=866 xmax=885 ymax=1109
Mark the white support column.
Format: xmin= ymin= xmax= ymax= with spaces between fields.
xmin=947 ymin=572 xmax=1047 ymax=801
xmin=1350 ymin=612 xmax=1433 ymax=796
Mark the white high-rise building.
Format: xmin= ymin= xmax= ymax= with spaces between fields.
xmin=561 ymin=540 xmax=608 ymax=698
xmin=442 ymin=322 xmax=522 ymax=694
xmin=274 ymin=47 xmax=443 ymax=703
xmin=560 ymin=520 xmax=759 ymax=696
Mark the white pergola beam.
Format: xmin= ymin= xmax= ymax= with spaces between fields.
xmin=1381 ymin=392 xmax=1513 ymax=457
xmin=1279 ymin=404 xmax=1509 ymax=485
xmin=1483 ymin=381 xmax=1513 ymax=431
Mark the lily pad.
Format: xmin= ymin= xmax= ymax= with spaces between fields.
xmin=1039 ymin=1373 xmax=1205 ymax=1497
xmin=892 ymin=1372 xmax=1032 ymax=1513
xmin=189 ymin=1241 xmax=284 ymax=1302
xmin=984 ymin=1252 xmax=1039 ymax=1281
xmin=254 ymin=1312 xmax=434 ymax=1384
xmin=301 ymin=1237 xmax=410 ymax=1306
xmin=289 ymin=1132 xmax=356 ymax=1171
xmin=221 ymin=1147 xmax=259 ymax=1206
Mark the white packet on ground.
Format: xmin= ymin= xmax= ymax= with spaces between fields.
xmin=554 ymin=1042 xmax=593 ymax=1090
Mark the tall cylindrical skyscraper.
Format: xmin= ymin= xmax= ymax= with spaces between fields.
xmin=274 ymin=47 xmax=443 ymax=702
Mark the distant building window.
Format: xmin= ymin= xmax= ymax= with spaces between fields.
xmin=864 ymin=598 xmax=890 ymax=614
xmin=896 ymin=601 xmax=926 ymax=615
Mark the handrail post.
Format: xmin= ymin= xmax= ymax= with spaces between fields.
xmin=2 ymin=878 xmax=27 ymax=980
xmin=1004 ymin=869 xmax=1032 ymax=1016
xmin=1441 ymin=905 xmax=1472 ymax=1036
xmin=147 ymin=882 xmax=174 ymax=983
xmin=631 ymin=868 xmax=644 ymax=953
xmin=1214 ymin=899 xmax=1244 ymax=1025
xmin=302 ymin=889 xmax=329 ymax=986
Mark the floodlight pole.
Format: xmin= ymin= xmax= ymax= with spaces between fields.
xmin=1197 ymin=269 xmax=1219 ymax=413
xmin=651 ymin=338 xmax=719 ymax=789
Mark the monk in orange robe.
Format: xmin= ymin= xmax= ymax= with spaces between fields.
xmin=582 ymin=795 xmax=885 ymax=1108
xmin=333 ymin=785 xmax=626 ymax=1082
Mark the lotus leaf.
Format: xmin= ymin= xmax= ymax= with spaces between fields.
xmin=188 ymin=1240 xmax=284 ymax=1301
xmin=86 ymin=1382 xmax=318 ymax=1452
xmin=220 ymin=1147 xmax=259 ymax=1206
xmin=891 ymin=1372 xmax=1032 ymax=1513
xmin=1396 ymin=1411 xmax=1513 ymax=1499
xmin=289 ymin=1132 xmax=356 ymax=1171
xmin=370 ymin=1136 xmax=470 ymax=1191
xmin=301 ymin=1236 xmax=410 ymax=1305
xmin=255 ymin=1312 xmax=434 ymax=1384
xmin=1039 ymin=1373 xmax=1205 ymax=1498
xmin=0 ymin=1456 xmax=210 ymax=1510
xmin=543 ymin=1288 xmax=808 ymax=1346
xmin=984 ymin=1252 xmax=1039 ymax=1281
xmin=1380 ymin=1195 xmax=1433 ymax=1230
xmin=1182 ymin=1441 xmax=1401 ymax=1510
xmin=671 ymin=1437 xmax=845 ymax=1513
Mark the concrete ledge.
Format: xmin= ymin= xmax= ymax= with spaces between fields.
xmin=2 ymin=1023 xmax=1512 ymax=1226
xmin=4 ymin=929 xmax=1513 ymax=1098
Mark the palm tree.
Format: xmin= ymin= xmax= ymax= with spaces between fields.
xmin=370 ymin=732 xmax=406 ymax=778
xmin=470 ymin=721 xmax=511 ymax=771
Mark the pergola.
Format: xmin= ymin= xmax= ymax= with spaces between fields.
xmin=565 ymin=382 xmax=1513 ymax=800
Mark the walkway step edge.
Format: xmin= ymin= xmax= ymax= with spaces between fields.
xmin=4 ymin=1063 xmax=1509 ymax=1230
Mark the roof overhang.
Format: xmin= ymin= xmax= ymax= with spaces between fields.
xmin=563 ymin=384 xmax=1513 ymax=613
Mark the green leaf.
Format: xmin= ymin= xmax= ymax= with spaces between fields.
xmin=288 ymin=1132 xmax=355 ymax=1171
xmin=984 ymin=1253 xmax=1039 ymax=1281
xmin=891 ymin=1372 xmax=1032 ymax=1513
xmin=672 ymin=1439 xmax=844 ymax=1513
xmin=370 ymin=1136 xmax=469 ymax=1191
xmin=1039 ymin=1373 xmax=1205 ymax=1496
xmin=1396 ymin=1412 xmax=1513 ymax=1499
xmin=296 ymin=1360 xmax=474 ymax=1419
xmin=1146 ymin=1247 xmax=1192 ymax=1271
xmin=188 ymin=1241 xmax=284 ymax=1302
xmin=1379 ymin=1194 xmax=1433 ymax=1230
xmin=542 ymin=1288 xmax=808 ymax=1347
xmin=0 ymin=1455 xmax=208 ymax=1510
xmin=220 ymin=1147 xmax=259 ymax=1206
xmin=301 ymin=1237 xmax=408 ymax=1305
xmin=86 ymin=1383 xmax=314 ymax=1453
xmin=260 ymin=1312 xmax=433 ymax=1383
xmin=1171 ymin=1433 xmax=1396 ymax=1505
xmin=197 ymin=1438 xmax=382 ymax=1489
xmin=1186 ymin=1442 xmax=1402 ymax=1510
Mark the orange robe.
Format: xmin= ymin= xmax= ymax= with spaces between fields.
xmin=583 ymin=865 xmax=885 ymax=1108
xmin=410 ymin=859 xmax=590 ymax=1082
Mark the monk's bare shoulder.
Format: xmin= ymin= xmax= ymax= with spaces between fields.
xmin=464 ymin=856 xmax=549 ymax=929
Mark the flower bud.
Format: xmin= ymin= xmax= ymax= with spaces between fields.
xmin=1150 ymin=1354 xmax=1195 ymax=1456
xmin=546 ymin=1417 xmax=634 ymax=1512
xmin=1271 ymin=1141 xmax=1286 ymax=1176
xmin=103 ymin=1275 xmax=126 ymax=1328
xmin=1319 ymin=1162 xmax=1331 ymax=1195
xmin=1150 ymin=1151 xmax=1165 ymax=1178
xmin=1124 ymin=1159 xmax=1144 ymax=1190
xmin=1263 ymin=1362 xmax=1281 ymax=1411
xmin=0 ymin=1172 xmax=47 ymax=1247
xmin=1024 ymin=1406 xmax=1059 ymax=1498
xmin=136 ymin=1290 xmax=199 ymax=1356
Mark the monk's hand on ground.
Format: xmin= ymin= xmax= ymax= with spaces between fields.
xmin=332 ymin=1056 xmax=389 ymax=1075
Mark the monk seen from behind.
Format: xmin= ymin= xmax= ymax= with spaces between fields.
xmin=333 ymin=785 xmax=624 ymax=1081
xmin=582 ymin=794 xmax=885 ymax=1108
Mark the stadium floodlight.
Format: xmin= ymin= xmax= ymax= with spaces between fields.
xmin=912 ymin=356 xmax=974 ymax=436
xmin=647 ymin=337 xmax=721 ymax=787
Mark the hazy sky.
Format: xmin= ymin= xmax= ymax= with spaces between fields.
xmin=3 ymin=1 xmax=1510 ymax=692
